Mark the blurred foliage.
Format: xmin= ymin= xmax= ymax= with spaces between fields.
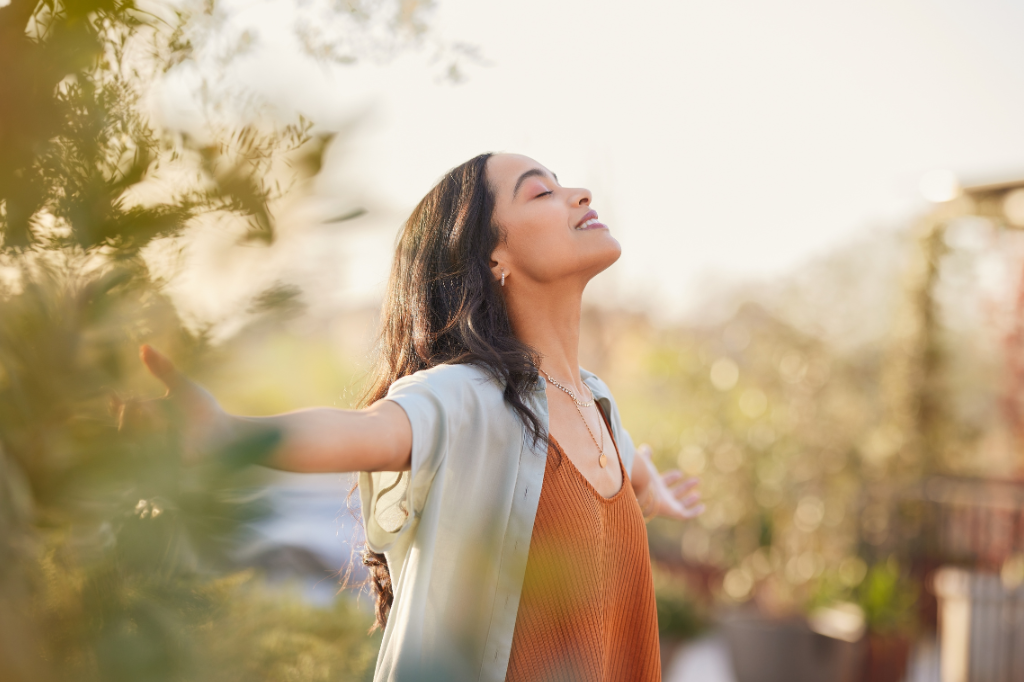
xmin=854 ymin=560 xmax=920 ymax=637
xmin=806 ymin=557 xmax=919 ymax=637
xmin=31 ymin=559 xmax=381 ymax=682
xmin=579 ymin=212 xmax=1000 ymax=624
xmin=0 ymin=0 xmax=324 ymax=252
xmin=583 ymin=302 xmax=882 ymax=614
xmin=0 ymin=0 xmax=428 ymax=679
xmin=653 ymin=567 xmax=708 ymax=641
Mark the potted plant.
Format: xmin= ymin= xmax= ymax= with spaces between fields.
xmin=854 ymin=560 xmax=919 ymax=682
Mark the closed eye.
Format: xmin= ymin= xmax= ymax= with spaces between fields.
xmin=535 ymin=190 xmax=553 ymax=198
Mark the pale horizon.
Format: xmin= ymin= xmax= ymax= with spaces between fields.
xmin=156 ymin=0 xmax=1024 ymax=328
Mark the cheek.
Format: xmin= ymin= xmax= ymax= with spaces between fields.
xmin=501 ymin=207 xmax=620 ymax=281
xmin=505 ymin=217 xmax=577 ymax=277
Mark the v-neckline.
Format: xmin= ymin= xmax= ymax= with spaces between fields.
xmin=549 ymin=435 xmax=627 ymax=501
xmin=547 ymin=403 xmax=627 ymax=501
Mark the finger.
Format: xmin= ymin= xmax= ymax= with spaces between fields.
xmin=680 ymin=503 xmax=706 ymax=519
xmin=668 ymin=496 xmax=705 ymax=517
xmin=663 ymin=499 xmax=704 ymax=520
xmin=140 ymin=344 xmax=181 ymax=392
xmin=661 ymin=470 xmax=684 ymax=487
xmin=637 ymin=444 xmax=653 ymax=460
xmin=678 ymin=492 xmax=702 ymax=508
xmin=671 ymin=478 xmax=701 ymax=496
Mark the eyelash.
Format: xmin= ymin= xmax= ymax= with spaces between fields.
xmin=536 ymin=190 xmax=553 ymax=198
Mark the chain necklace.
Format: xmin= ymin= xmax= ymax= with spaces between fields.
xmin=543 ymin=370 xmax=607 ymax=468
xmin=542 ymin=370 xmax=594 ymax=407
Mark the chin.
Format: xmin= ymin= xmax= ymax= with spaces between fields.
xmin=601 ymin=234 xmax=623 ymax=263
xmin=584 ymin=237 xmax=622 ymax=276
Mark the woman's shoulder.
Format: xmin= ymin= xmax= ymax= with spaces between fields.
xmin=579 ymin=367 xmax=614 ymax=400
xmin=389 ymin=362 xmax=504 ymax=399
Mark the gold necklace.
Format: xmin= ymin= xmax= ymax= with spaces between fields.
xmin=544 ymin=371 xmax=607 ymax=468
xmin=542 ymin=370 xmax=594 ymax=407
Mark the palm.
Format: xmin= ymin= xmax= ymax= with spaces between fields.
xmin=652 ymin=469 xmax=703 ymax=520
xmin=636 ymin=445 xmax=704 ymax=521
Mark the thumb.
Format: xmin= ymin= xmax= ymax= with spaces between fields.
xmin=638 ymin=443 xmax=653 ymax=461
xmin=140 ymin=344 xmax=182 ymax=392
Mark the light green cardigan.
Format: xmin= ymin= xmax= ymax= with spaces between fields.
xmin=358 ymin=363 xmax=637 ymax=682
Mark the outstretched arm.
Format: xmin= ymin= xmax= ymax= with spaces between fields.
xmin=134 ymin=345 xmax=411 ymax=473
xmin=232 ymin=402 xmax=411 ymax=473
xmin=630 ymin=444 xmax=704 ymax=521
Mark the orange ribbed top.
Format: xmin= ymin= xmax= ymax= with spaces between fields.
xmin=505 ymin=427 xmax=661 ymax=681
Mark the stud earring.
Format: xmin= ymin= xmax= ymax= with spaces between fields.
xmin=501 ymin=270 xmax=506 ymax=287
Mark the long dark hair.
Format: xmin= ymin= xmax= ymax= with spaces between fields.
xmin=359 ymin=153 xmax=543 ymax=631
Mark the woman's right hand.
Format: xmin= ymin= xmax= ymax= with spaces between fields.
xmin=119 ymin=344 xmax=233 ymax=464
xmin=121 ymin=344 xmax=412 ymax=474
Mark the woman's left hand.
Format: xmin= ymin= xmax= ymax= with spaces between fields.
xmin=636 ymin=444 xmax=705 ymax=521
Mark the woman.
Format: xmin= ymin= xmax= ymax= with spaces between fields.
xmin=139 ymin=153 xmax=704 ymax=682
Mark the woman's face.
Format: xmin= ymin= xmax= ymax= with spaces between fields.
xmin=486 ymin=153 xmax=621 ymax=288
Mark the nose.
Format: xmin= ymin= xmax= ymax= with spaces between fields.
xmin=570 ymin=187 xmax=592 ymax=207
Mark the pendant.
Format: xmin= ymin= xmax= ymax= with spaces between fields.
xmin=599 ymin=454 xmax=607 ymax=468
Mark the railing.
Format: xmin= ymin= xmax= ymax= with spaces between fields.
xmin=924 ymin=477 xmax=1024 ymax=568
xmin=869 ymin=477 xmax=1024 ymax=682
xmin=934 ymin=568 xmax=1024 ymax=682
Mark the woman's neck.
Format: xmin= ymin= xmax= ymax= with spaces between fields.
xmin=505 ymin=280 xmax=587 ymax=394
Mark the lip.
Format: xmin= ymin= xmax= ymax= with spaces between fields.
xmin=574 ymin=209 xmax=607 ymax=230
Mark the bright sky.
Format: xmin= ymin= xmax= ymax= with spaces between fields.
xmin=159 ymin=0 xmax=1024 ymax=322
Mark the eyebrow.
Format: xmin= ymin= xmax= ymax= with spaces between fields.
xmin=512 ymin=168 xmax=559 ymax=199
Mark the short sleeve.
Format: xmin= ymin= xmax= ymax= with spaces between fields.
xmin=358 ymin=368 xmax=462 ymax=553
xmin=615 ymin=422 xmax=637 ymax=476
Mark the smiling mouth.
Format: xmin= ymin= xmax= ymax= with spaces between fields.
xmin=575 ymin=218 xmax=606 ymax=230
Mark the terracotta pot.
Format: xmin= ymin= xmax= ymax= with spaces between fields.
xmin=860 ymin=634 xmax=910 ymax=682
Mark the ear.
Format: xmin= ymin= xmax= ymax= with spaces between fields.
xmin=489 ymin=244 xmax=509 ymax=284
